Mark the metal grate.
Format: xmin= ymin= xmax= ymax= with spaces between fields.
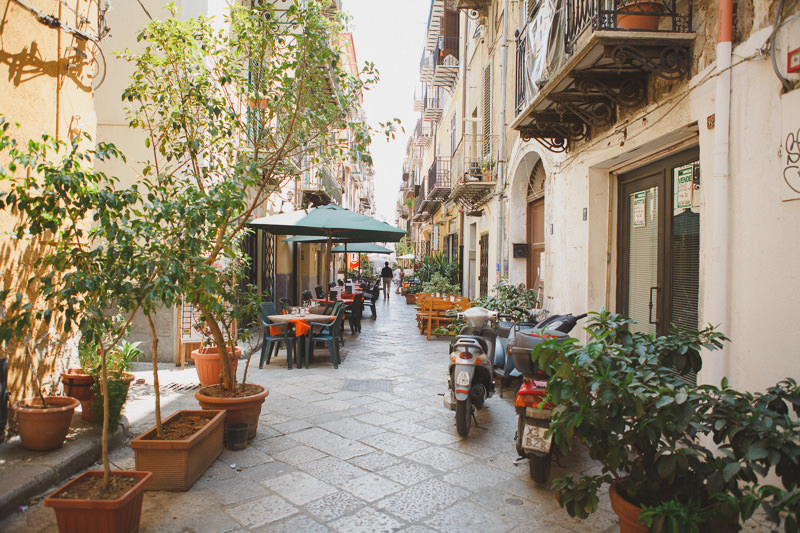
xmin=342 ymin=379 xmax=393 ymax=393
xmin=160 ymin=382 xmax=202 ymax=393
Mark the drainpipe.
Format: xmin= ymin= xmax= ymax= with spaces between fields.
xmin=496 ymin=0 xmax=510 ymax=281
xmin=705 ymin=0 xmax=733 ymax=386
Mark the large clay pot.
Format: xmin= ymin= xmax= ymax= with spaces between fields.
xmin=131 ymin=409 xmax=225 ymax=491
xmin=81 ymin=373 xmax=135 ymax=423
xmin=44 ymin=470 xmax=151 ymax=533
xmin=191 ymin=346 xmax=241 ymax=386
xmin=617 ymin=1 xmax=665 ymax=30
xmin=61 ymin=369 xmax=95 ymax=402
xmin=609 ymin=483 xmax=648 ymax=533
xmin=11 ymin=396 xmax=79 ymax=451
xmin=195 ymin=384 xmax=268 ymax=440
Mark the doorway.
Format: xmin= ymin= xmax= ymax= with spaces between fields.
xmin=479 ymin=232 xmax=489 ymax=298
xmin=617 ymin=148 xmax=700 ymax=336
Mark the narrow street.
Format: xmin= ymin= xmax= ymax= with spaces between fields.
xmin=2 ymin=295 xmax=617 ymax=532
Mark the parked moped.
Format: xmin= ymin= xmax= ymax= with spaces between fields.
xmin=511 ymin=313 xmax=586 ymax=483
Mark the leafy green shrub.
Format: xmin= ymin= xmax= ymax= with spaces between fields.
xmin=531 ymin=310 xmax=800 ymax=531
xmin=421 ymin=273 xmax=460 ymax=295
xmin=474 ymin=278 xmax=539 ymax=321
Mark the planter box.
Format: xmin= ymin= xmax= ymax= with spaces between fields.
xmin=44 ymin=470 xmax=151 ymax=533
xmin=195 ymin=385 xmax=268 ymax=440
xmin=130 ymin=409 xmax=225 ymax=491
xmin=405 ymin=293 xmax=417 ymax=305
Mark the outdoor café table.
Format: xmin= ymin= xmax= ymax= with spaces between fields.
xmin=268 ymin=313 xmax=335 ymax=368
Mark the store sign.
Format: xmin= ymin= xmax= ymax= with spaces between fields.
xmin=633 ymin=191 xmax=647 ymax=227
xmin=675 ymin=164 xmax=694 ymax=208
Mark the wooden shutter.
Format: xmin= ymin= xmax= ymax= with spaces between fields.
xmin=482 ymin=63 xmax=492 ymax=156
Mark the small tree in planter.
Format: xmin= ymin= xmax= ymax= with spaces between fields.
xmin=120 ymin=1 xmax=393 ymax=401
xmin=531 ymin=310 xmax=800 ymax=532
xmin=0 ymin=121 xmax=155 ymax=526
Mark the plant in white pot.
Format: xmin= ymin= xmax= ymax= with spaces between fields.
xmin=530 ymin=310 xmax=800 ymax=532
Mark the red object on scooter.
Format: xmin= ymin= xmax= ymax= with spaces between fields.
xmin=514 ymin=379 xmax=553 ymax=409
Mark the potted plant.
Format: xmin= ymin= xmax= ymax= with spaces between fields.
xmin=475 ymin=278 xmax=540 ymax=322
xmin=530 ymin=310 xmax=800 ymax=532
xmin=1 ymin=122 xmax=152 ymax=530
xmin=420 ymin=272 xmax=461 ymax=296
xmin=616 ymin=0 xmax=665 ymax=30
xmin=120 ymin=2 xmax=393 ymax=444
xmin=76 ymin=333 xmax=140 ymax=425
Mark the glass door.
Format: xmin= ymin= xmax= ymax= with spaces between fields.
xmin=618 ymin=148 xmax=700 ymax=336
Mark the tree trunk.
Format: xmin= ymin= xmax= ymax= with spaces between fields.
xmin=146 ymin=313 xmax=163 ymax=438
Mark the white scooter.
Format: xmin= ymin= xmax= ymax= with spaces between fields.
xmin=446 ymin=307 xmax=498 ymax=437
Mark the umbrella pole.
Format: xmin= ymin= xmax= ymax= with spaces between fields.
xmin=326 ymin=233 xmax=332 ymax=301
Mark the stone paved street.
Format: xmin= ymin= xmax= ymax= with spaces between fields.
xmin=1 ymin=294 xmax=618 ymax=532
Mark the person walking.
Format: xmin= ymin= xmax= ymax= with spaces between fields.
xmin=380 ymin=262 xmax=393 ymax=299
xmin=394 ymin=266 xmax=402 ymax=294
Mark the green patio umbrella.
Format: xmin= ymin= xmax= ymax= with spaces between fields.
xmin=249 ymin=205 xmax=405 ymax=298
xmin=330 ymin=243 xmax=392 ymax=254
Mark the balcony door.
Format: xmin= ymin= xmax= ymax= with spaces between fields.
xmin=617 ymin=148 xmax=700 ymax=336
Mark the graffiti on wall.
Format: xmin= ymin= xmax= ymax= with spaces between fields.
xmin=785 ymin=128 xmax=800 ymax=194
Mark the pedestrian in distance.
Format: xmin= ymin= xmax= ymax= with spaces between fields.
xmin=393 ymin=266 xmax=402 ymax=293
xmin=380 ymin=261 xmax=393 ymax=299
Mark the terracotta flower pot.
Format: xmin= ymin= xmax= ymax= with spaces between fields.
xmin=11 ymin=396 xmax=79 ymax=451
xmin=61 ymin=369 xmax=95 ymax=402
xmin=617 ymin=1 xmax=665 ymax=30
xmin=609 ymin=483 xmax=648 ymax=533
xmin=130 ymin=409 xmax=225 ymax=491
xmin=81 ymin=373 xmax=135 ymax=423
xmin=405 ymin=293 xmax=417 ymax=304
xmin=195 ymin=384 xmax=268 ymax=440
xmin=44 ymin=470 xmax=151 ymax=533
xmin=191 ymin=346 xmax=241 ymax=386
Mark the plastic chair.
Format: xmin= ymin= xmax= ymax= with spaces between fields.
xmin=363 ymin=284 xmax=380 ymax=319
xmin=301 ymin=289 xmax=313 ymax=305
xmin=345 ymin=293 xmax=364 ymax=334
xmin=305 ymin=306 xmax=344 ymax=369
xmin=278 ymin=298 xmax=291 ymax=314
xmin=314 ymin=285 xmax=325 ymax=299
xmin=322 ymin=300 xmax=342 ymax=316
xmin=259 ymin=302 xmax=294 ymax=369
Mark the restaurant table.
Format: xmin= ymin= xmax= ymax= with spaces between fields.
xmin=268 ymin=313 xmax=335 ymax=368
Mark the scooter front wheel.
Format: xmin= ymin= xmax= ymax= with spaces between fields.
xmin=455 ymin=396 xmax=472 ymax=437
xmin=530 ymin=452 xmax=552 ymax=484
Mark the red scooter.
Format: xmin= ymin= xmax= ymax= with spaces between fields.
xmin=511 ymin=313 xmax=586 ymax=483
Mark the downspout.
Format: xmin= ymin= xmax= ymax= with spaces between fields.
xmin=706 ymin=0 xmax=733 ymax=386
xmin=460 ymin=10 xmax=468 ymax=295
xmin=496 ymin=0 xmax=510 ymax=281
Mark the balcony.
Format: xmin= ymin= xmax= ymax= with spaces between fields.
xmin=422 ymin=93 xmax=443 ymax=123
xmin=300 ymin=167 xmax=341 ymax=206
xmin=412 ymin=119 xmax=433 ymax=148
xmin=431 ymin=36 xmax=459 ymax=89
xmin=511 ymin=0 xmax=694 ymax=152
xmin=413 ymin=195 xmax=429 ymax=221
xmin=425 ymin=0 xmax=446 ymax=51
xmin=449 ymin=134 xmax=497 ymax=209
xmin=413 ymin=83 xmax=426 ymax=112
xmin=454 ymin=0 xmax=491 ymax=11
xmin=426 ymin=157 xmax=451 ymax=202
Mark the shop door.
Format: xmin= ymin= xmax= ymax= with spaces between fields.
xmin=526 ymin=198 xmax=545 ymax=290
xmin=617 ymin=148 xmax=700 ymax=336
xmin=479 ymin=233 xmax=489 ymax=298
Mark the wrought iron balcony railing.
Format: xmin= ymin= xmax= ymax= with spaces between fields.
xmin=426 ymin=157 xmax=451 ymax=202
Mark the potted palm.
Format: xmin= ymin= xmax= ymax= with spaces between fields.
xmin=530 ymin=310 xmax=800 ymax=532
xmin=120 ymin=2 xmax=394 ymax=443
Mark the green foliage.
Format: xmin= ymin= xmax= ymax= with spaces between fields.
xmin=418 ymin=254 xmax=458 ymax=286
xmin=474 ymin=278 xmax=539 ymax=321
xmin=532 ymin=309 xmax=800 ymax=531
xmin=420 ymin=273 xmax=460 ymax=295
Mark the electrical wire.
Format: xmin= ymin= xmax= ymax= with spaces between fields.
xmin=768 ymin=0 xmax=793 ymax=92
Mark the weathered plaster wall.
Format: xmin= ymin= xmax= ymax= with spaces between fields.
xmin=0 ymin=0 xmax=99 ymax=418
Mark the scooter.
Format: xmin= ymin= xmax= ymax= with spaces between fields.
xmin=446 ymin=307 xmax=498 ymax=437
xmin=511 ymin=313 xmax=586 ymax=483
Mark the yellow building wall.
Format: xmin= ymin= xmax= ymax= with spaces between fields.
xmin=0 ymin=1 xmax=100 ymax=411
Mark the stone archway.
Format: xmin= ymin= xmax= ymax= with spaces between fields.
xmin=507 ymin=146 xmax=548 ymax=288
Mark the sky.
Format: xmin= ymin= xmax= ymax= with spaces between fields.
xmin=340 ymin=0 xmax=431 ymax=224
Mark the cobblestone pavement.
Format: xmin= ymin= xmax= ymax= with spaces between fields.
xmin=1 ymin=294 xmax=618 ymax=533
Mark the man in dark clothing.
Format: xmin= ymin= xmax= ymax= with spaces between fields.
xmin=380 ymin=262 xmax=393 ymax=299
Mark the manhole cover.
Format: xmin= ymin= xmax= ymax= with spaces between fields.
xmin=342 ymin=379 xmax=393 ymax=393
xmin=505 ymin=498 xmax=523 ymax=506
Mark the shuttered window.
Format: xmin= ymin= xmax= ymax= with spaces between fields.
xmin=482 ymin=63 xmax=491 ymax=157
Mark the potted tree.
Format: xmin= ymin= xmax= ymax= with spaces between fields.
xmin=120 ymin=1 xmax=394 ymax=442
xmin=530 ymin=310 xmax=800 ymax=532
xmin=0 ymin=122 xmax=151 ymax=530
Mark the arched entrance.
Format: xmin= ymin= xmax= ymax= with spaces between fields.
xmin=526 ymin=160 xmax=546 ymax=291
